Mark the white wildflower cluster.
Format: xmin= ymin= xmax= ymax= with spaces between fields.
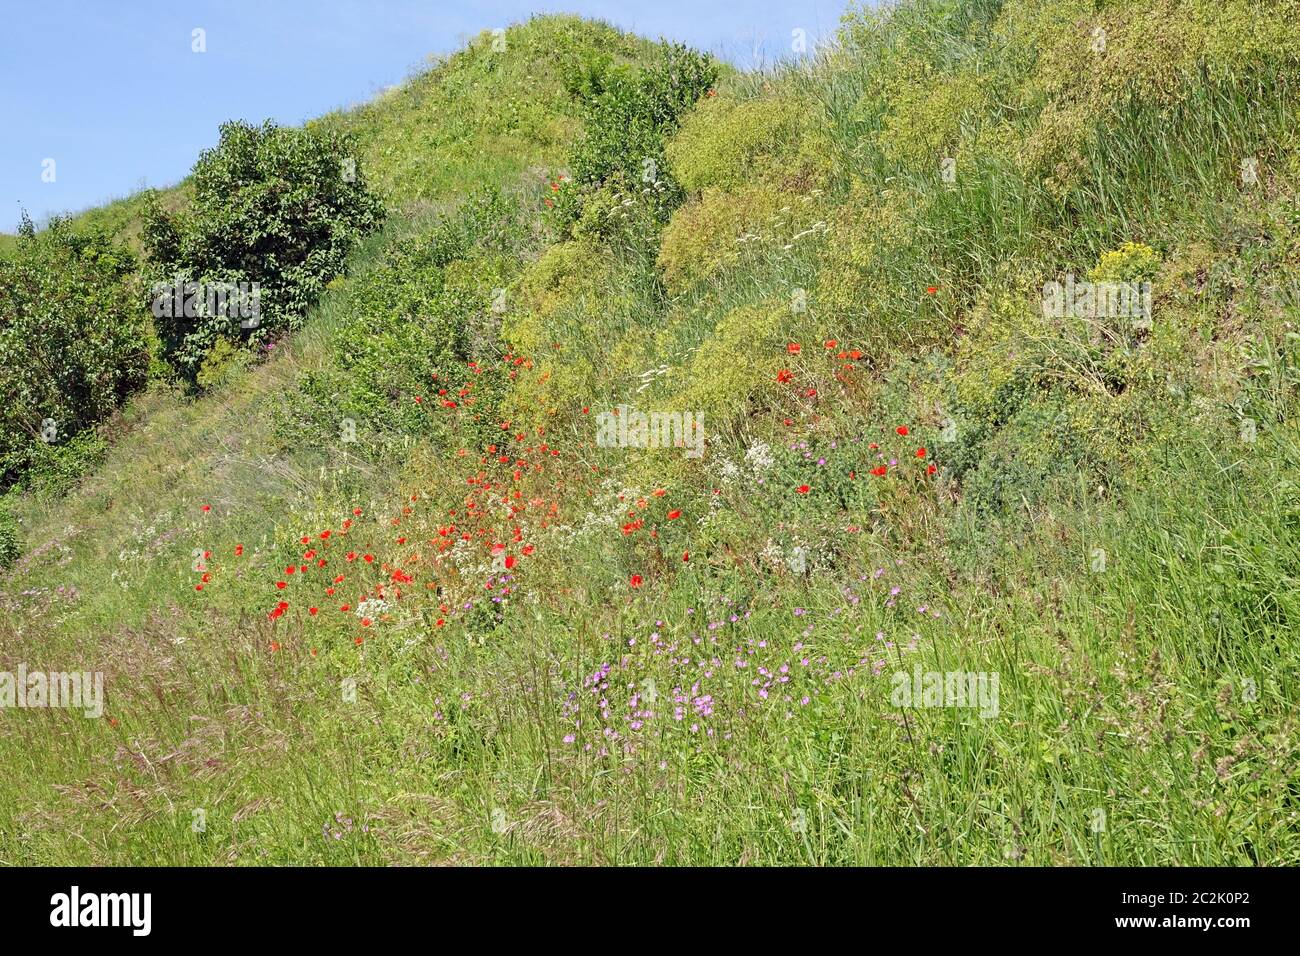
xmin=579 ymin=480 xmax=645 ymax=534
xmin=355 ymin=598 xmax=389 ymax=620
xmin=441 ymin=536 xmax=478 ymax=576
xmin=759 ymin=538 xmax=809 ymax=573
xmin=745 ymin=440 xmax=775 ymax=474
xmin=716 ymin=440 xmax=775 ymax=485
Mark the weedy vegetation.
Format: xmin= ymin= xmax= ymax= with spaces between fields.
xmin=0 ymin=4 xmax=1297 ymax=865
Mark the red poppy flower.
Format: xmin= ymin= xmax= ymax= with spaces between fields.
xmin=896 ymin=426 xmax=909 ymax=436
xmin=777 ymin=369 xmax=793 ymax=383
xmin=797 ymin=484 xmax=810 ymax=494
xmin=667 ymin=509 xmax=681 ymax=520
xmin=927 ymin=463 xmax=937 ymax=475
xmin=629 ymin=574 xmax=643 ymax=588
xmin=787 ymin=343 xmax=802 ymax=354
xmin=915 ymin=447 xmax=926 ymax=458
xmin=871 ymin=466 xmax=887 ymax=477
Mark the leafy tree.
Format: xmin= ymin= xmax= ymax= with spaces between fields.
xmin=142 ymin=119 xmax=385 ymax=380
xmin=0 ymin=215 xmax=150 ymax=488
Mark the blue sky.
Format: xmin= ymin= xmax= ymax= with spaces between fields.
xmin=1 ymin=0 xmax=854 ymax=231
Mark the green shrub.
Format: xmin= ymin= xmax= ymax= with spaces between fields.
xmin=0 ymin=216 xmax=149 ymax=489
xmin=142 ymin=119 xmax=385 ymax=381
xmin=667 ymin=93 xmax=831 ymax=194
xmin=958 ymin=394 xmax=1092 ymax=516
xmin=195 ymin=337 xmax=251 ymax=391
xmin=657 ymin=184 xmax=802 ymax=294
xmin=678 ymin=301 xmax=789 ymax=436
xmin=295 ymin=191 xmax=524 ymax=451
xmin=558 ymin=43 xmax=717 ymax=230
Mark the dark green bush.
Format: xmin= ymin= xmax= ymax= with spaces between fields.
xmin=0 ymin=215 xmax=149 ymax=489
xmin=142 ymin=119 xmax=385 ymax=380
xmin=557 ymin=43 xmax=717 ymax=230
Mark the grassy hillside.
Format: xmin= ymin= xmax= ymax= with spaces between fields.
xmin=1 ymin=3 xmax=1298 ymax=866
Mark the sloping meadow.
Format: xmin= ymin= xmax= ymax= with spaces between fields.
xmin=1 ymin=3 xmax=1298 ymax=864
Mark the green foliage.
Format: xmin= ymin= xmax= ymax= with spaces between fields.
xmin=678 ymin=301 xmax=788 ymax=434
xmin=957 ymin=394 xmax=1090 ymax=515
xmin=294 ymin=190 xmax=525 ymax=451
xmin=657 ymin=185 xmax=812 ymax=294
xmin=142 ymin=120 xmax=385 ymax=380
xmin=0 ymin=216 xmax=149 ymax=489
xmin=667 ymin=93 xmax=832 ymax=194
xmin=559 ymin=42 xmax=718 ymax=229
xmin=0 ymin=498 xmax=19 ymax=568
xmin=195 ymin=337 xmax=251 ymax=391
